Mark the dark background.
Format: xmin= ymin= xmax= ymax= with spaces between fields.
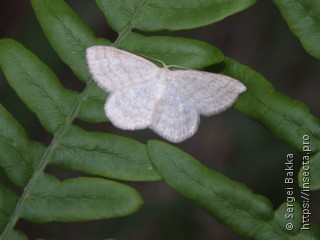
xmin=1 ymin=0 xmax=320 ymax=239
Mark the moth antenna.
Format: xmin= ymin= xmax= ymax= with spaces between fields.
xmin=105 ymin=46 xmax=192 ymax=70
xmin=166 ymin=65 xmax=194 ymax=70
xmin=138 ymin=53 xmax=167 ymax=67
xmin=138 ymin=53 xmax=196 ymax=70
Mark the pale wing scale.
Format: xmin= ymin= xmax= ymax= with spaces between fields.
xmin=86 ymin=46 xmax=247 ymax=143
xmin=105 ymin=79 xmax=159 ymax=130
xmin=151 ymin=83 xmax=199 ymax=143
xmin=171 ymin=70 xmax=246 ymax=116
xmin=86 ymin=46 xmax=159 ymax=92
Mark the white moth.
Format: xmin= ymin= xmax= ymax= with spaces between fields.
xmin=86 ymin=46 xmax=246 ymax=143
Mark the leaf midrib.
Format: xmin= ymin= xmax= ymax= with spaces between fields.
xmin=0 ymin=81 xmax=95 ymax=239
xmin=169 ymin=158 xmax=297 ymax=239
xmin=114 ymin=0 xmax=152 ymax=46
xmin=1 ymin=0 xmax=146 ymax=233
